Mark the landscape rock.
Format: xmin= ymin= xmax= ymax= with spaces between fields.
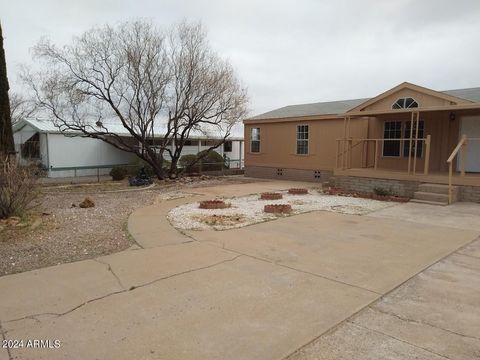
xmin=79 ymin=197 xmax=95 ymax=208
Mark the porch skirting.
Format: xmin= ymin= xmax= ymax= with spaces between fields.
xmin=333 ymin=175 xmax=480 ymax=202
xmin=245 ymin=166 xmax=333 ymax=183
xmin=333 ymin=176 xmax=420 ymax=198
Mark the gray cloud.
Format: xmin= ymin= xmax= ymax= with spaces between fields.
xmin=2 ymin=0 xmax=480 ymax=116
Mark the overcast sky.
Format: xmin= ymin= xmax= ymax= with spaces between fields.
xmin=2 ymin=0 xmax=480 ymax=116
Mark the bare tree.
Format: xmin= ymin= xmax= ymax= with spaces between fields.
xmin=24 ymin=20 xmax=247 ymax=179
xmin=10 ymin=93 xmax=37 ymax=124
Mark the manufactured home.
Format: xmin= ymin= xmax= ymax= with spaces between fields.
xmin=13 ymin=118 xmax=244 ymax=178
xmin=244 ymin=82 xmax=480 ymax=204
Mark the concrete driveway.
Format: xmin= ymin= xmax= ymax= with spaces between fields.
xmin=1 ymin=180 xmax=479 ymax=360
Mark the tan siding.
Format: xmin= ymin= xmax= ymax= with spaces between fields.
xmin=244 ymin=118 xmax=368 ymax=171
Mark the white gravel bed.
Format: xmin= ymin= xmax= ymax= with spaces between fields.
xmin=167 ymin=190 xmax=397 ymax=231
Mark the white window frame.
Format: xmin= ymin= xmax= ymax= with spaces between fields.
xmin=296 ymin=125 xmax=309 ymax=155
xmin=250 ymin=128 xmax=260 ymax=153
xmin=391 ymin=97 xmax=419 ymax=109
xmin=382 ymin=121 xmax=402 ymax=158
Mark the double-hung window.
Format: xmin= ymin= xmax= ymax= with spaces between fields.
xmin=296 ymin=125 xmax=309 ymax=155
xmin=251 ymin=128 xmax=260 ymax=153
xmin=382 ymin=121 xmax=402 ymax=157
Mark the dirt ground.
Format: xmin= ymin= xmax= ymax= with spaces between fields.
xmin=0 ymin=175 xmax=255 ymax=276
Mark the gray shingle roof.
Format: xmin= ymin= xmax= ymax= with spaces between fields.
xmin=442 ymin=88 xmax=480 ymax=102
xmin=13 ymin=118 xmax=244 ymax=140
xmin=250 ymin=87 xmax=480 ymax=120
xmin=249 ymin=98 xmax=369 ymax=120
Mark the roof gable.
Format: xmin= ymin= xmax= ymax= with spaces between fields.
xmin=348 ymin=82 xmax=472 ymax=113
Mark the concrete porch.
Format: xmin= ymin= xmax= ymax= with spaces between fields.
xmin=334 ymin=168 xmax=480 ymax=187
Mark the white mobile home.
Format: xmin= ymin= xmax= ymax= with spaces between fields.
xmin=13 ymin=119 xmax=244 ymax=178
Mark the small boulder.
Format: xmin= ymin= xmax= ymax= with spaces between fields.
xmin=79 ymin=197 xmax=95 ymax=208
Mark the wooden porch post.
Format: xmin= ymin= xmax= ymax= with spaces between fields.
xmin=460 ymin=134 xmax=467 ymax=176
xmin=348 ymin=138 xmax=353 ymax=169
xmin=412 ymin=111 xmax=420 ymax=175
xmin=335 ymin=139 xmax=339 ymax=170
xmin=374 ymin=140 xmax=379 ymax=170
xmin=347 ymin=116 xmax=352 ymax=169
xmin=407 ymin=111 xmax=414 ymax=174
xmin=342 ymin=116 xmax=347 ymax=169
xmin=423 ymin=134 xmax=431 ymax=175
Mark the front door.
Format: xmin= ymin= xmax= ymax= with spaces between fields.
xmin=460 ymin=116 xmax=480 ymax=173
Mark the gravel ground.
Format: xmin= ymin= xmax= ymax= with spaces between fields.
xmin=0 ymin=176 xmax=255 ymax=277
xmin=168 ymin=190 xmax=397 ymax=231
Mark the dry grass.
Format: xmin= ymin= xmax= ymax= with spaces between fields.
xmin=0 ymin=175 xmax=256 ymax=276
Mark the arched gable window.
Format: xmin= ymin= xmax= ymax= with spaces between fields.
xmin=392 ymin=97 xmax=418 ymax=109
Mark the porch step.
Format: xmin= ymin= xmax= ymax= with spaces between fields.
xmin=413 ymin=183 xmax=459 ymax=205
xmin=413 ymin=191 xmax=449 ymax=204
xmin=418 ymin=183 xmax=459 ymax=195
xmin=410 ymin=199 xmax=449 ymax=206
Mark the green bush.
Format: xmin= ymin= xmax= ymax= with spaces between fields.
xmin=109 ymin=166 xmax=127 ymax=181
xmin=127 ymin=157 xmax=156 ymax=177
xmin=197 ymin=150 xmax=225 ymax=171
xmin=179 ymin=154 xmax=199 ymax=173
xmin=373 ymin=186 xmax=392 ymax=196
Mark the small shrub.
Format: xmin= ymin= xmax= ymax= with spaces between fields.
xmin=0 ymin=157 xmax=40 ymax=219
xmin=179 ymin=154 xmax=199 ymax=173
xmin=127 ymin=157 xmax=155 ymax=177
xmin=109 ymin=166 xmax=127 ymax=181
xmin=373 ymin=187 xmax=392 ymax=197
xmin=197 ymin=150 xmax=225 ymax=171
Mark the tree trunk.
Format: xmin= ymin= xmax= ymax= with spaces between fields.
xmin=169 ymin=158 xmax=179 ymax=178
xmin=0 ymin=23 xmax=14 ymax=156
xmin=142 ymin=151 xmax=165 ymax=180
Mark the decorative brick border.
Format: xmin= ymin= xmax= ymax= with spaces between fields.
xmin=199 ymin=200 xmax=228 ymax=209
xmin=260 ymin=192 xmax=283 ymax=200
xmin=288 ymin=188 xmax=308 ymax=195
xmin=264 ymin=204 xmax=292 ymax=214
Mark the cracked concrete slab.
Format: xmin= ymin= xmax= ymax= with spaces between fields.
xmin=3 ymin=180 xmax=480 ymax=360
xmin=95 ymin=241 xmax=238 ymax=290
xmin=0 ymin=260 xmax=123 ymax=322
xmin=370 ymin=251 xmax=480 ymax=341
xmin=288 ymin=321 xmax=449 ymax=360
xmin=287 ymin=239 xmax=480 ymax=360
xmin=0 ymin=322 xmax=10 ymax=360
xmin=351 ymin=307 xmax=480 ymax=360
xmin=188 ymin=211 xmax=477 ymax=294
xmin=128 ymin=196 xmax=199 ymax=248
xmin=5 ymin=256 xmax=377 ymax=360
xmin=457 ymin=239 xmax=480 ymax=259
xmin=367 ymin=201 xmax=480 ymax=232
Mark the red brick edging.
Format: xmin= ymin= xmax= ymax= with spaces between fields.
xmin=199 ymin=200 xmax=228 ymax=209
xmin=260 ymin=192 xmax=283 ymax=200
xmin=288 ymin=188 xmax=308 ymax=195
xmin=264 ymin=204 xmax=292 ymax=214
